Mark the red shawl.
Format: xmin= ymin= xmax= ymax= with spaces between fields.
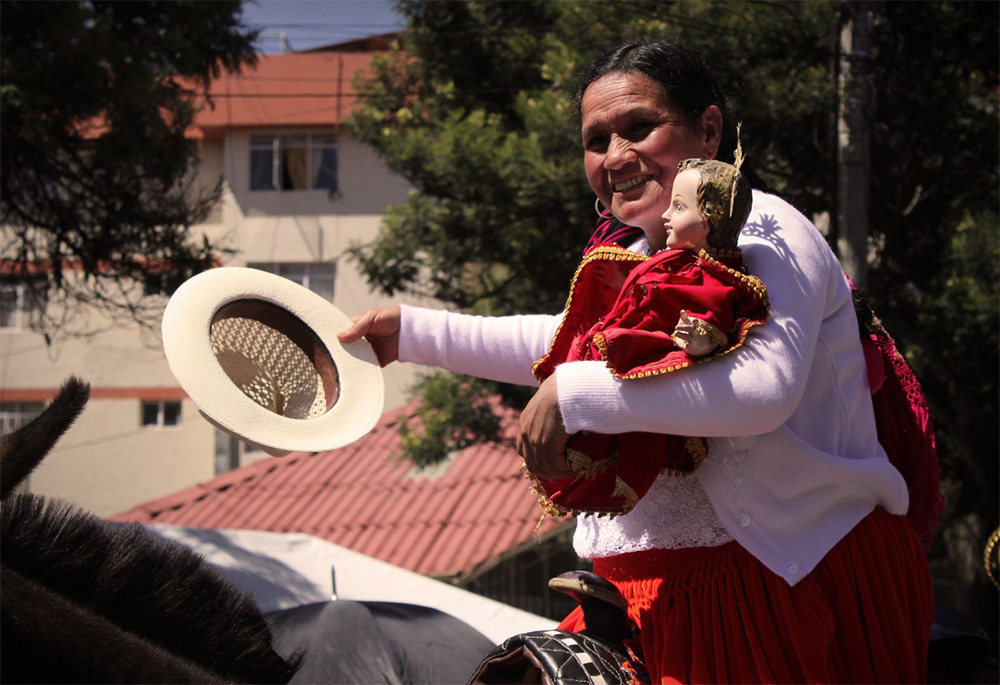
xmin=861 ymin=314 xmax=946 ymax=545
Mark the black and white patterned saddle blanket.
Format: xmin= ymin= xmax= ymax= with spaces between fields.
xmin=468 ymin=628 xmax=649 ymax=685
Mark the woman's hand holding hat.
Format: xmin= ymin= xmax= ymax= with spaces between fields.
xmin=337 ymin=306 xmax=401 ymax=367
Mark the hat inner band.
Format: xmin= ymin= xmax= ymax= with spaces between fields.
xmin=210 ymin=298 xmax=340 ymax=420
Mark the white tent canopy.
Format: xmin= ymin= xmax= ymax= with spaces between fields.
xmin=146 ymin=524 xmax=556 ymax=644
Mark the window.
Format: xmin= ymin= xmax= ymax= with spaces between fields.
xmin=214 ymin=427 xmax=264 ymax=476
xmin=143 ymin=272 xmax=186 ymax=298
xmin=1 ymin=279 xmax=46 ymax=330
xmin=248 ymin=262 xmax=335 ymax=301
xmin=250 ymin=134 xmax=338 ymax=192
xmin=141 ymin=400 xmax=181 ymax=427
xmin=0 ymin=402 xmax=45 ymax=436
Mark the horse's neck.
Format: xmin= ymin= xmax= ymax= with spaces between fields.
xmin=1 ymin=493 xmax=298 ymax=683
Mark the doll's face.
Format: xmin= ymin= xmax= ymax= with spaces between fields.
xmin=662 ymin=168 xmax=710 ymax=252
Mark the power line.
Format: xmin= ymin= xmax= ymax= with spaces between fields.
xmin=254 ymin=22 xmax=403 ymax=30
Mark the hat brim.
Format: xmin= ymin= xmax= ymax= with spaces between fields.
xmin=162 ymin=267 xmax=385 ymax=456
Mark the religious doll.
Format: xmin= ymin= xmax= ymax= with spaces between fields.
xmin=528 ymin=147 xmax=769 ymax=517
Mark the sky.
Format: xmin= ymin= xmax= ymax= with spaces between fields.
xmin=239 ymin=0 xmax=406 ymax=54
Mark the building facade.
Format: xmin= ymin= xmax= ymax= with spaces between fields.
xmin=0 ymin=37 xmax=431 ymax=516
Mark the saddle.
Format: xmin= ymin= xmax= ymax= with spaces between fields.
xmin=468 ymin=571 xmax=649 ymax=685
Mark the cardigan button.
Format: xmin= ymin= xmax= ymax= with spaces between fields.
xmin=739 ymin=513 xmax=751 ymax=528
xmin=785 ymin=562 xmax=800 ymax=576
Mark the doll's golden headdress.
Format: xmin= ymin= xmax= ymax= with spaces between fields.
xmin=677 ymin=124 xmax=751 ymax=252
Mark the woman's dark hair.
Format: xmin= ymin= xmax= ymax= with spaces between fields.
xmin=576 ymin=41 xmax=726 ymax=126
xmin=576 ymin=40 xmax=770 ymax=192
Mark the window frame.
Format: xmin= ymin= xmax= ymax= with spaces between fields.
xmin=1 ymin=278 xmax=46 ymax=331
xmin=140 ymin=400 xmax=182 ymax=428
xmin=247 ymin=262 xmax=336 ymax=302
xmin=0 ymin=401 xmax=46 ymax=435
xmin=249 ymin=133 xmax=338 ymax=193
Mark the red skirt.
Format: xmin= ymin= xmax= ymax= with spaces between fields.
xmin=558 ymin=507 xmax=934 ymax=684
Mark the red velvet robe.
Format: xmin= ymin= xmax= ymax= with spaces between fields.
xmin=529 ymin=244 xmax=769 ymax=516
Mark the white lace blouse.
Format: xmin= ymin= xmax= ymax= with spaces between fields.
xmin=573 ymin=473 xmax=734 ymax=557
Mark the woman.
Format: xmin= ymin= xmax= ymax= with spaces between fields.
xmin=339 ymin=40 xmax=934 ymax=683
xmin=527 ymin=155 xmax=767 ymax=517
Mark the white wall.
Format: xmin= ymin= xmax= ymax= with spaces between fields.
xmin=0 ymin=325 xmax=175 ymax=389
xmin=213 ymin=131 xmax=431 ymax=414
xmin=26 ymin=397 xmax=215 ymax=516
xmin=1 ymin=131 xmax=434 ymax=517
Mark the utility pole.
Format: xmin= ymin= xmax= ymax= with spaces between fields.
xmin=837 ymin=1 xmax=873 ymax=288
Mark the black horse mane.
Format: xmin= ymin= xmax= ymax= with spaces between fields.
xmin=1 ymin=377 xmax=300 ymax=684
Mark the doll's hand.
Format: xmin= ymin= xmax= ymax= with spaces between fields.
xmin=672 ymin=310 xmax=719 ymax=357
xmin=337 ymin=306 xmax=401 ymax=367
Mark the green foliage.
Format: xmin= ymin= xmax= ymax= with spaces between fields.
xmin=856 ymin=6 xmax=999 ymax=623
xmin=906 ymin=210 xmax=999 ymax=504
xmin=350 ymin=4 xmax=998 ymax=628
xmin=349 ymin=1 xmax=854 ymax=315
xmin=866 ymin=1 xmax=999 ymax=300
xmin=0 ymin=0 xmax=258 ymax=337
xmin=349 ymin=4 xmax=591 ymax=316
xmin=396 ymin=373 xmax=504 ymax=469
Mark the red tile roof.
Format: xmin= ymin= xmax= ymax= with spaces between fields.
xmin=110 ymin=401 xmax=570 ymax=578
xmin=190 ymin=43 xmax=395 ymax=138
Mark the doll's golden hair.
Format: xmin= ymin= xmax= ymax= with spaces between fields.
xmin=676 ymin=157 xmax=751 ymax=252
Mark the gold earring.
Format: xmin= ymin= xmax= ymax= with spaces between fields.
xmin=595 ymin=198 xmax=605 ymax=216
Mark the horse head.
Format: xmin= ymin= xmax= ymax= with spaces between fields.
xmin=0 ymin=377 xmax=301 ymax=684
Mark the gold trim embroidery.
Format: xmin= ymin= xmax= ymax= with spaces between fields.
xmin=611 ymin=476 xmax=639 ymax=513
xmin=698 ymin=248 xmax=770 ymax=306
xmin=532 ymin=245 xmax=648 ymax=382
xmin=534 ymin=246 xmax=770 ymax=381
xmin=685 ymin=435 xmax=707 ymax=469
xmin=602 ymin=249 xmax=769 ymax=379
xmin=566 ymin=447 xmax=617 ymax=478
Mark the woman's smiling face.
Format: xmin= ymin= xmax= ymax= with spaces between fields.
xmin=581 ymin=71 xmax=721 ymax=243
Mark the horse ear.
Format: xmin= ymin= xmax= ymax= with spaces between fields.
xmin=1 ymin=377 xmax=90 ymax=499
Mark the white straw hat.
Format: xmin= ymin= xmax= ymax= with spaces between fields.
xmin=162 ymin=267 xmax=384 ymax=457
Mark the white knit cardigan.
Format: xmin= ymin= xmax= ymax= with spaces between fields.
xmin=398 ymin=191 xmax=908 ymax=586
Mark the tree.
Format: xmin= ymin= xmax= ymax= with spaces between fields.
xmin=351 ymin=0 xmax=999 ymax=636
xmin=348 ymin=0 xmax=597 ymax=454
xmin=350 ymin=0 xmax=584 ymax=317
xmin=0 ymin=0 xmax=258 ymax=338
xmin=348 ymin=0 xmax=845 ymax=454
